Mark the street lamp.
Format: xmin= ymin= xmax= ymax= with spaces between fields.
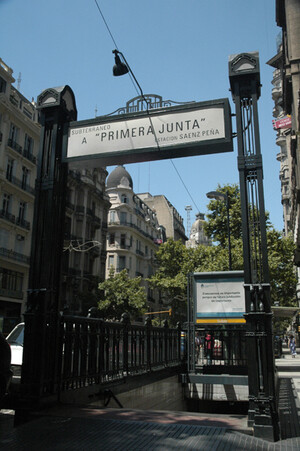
xmin=112 ymin=49 xmax=147 ymax=105
xmin=206 ymin=190 xmax=232 ymax=271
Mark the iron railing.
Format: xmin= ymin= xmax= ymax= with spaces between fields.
xmin=59 ymin=315 xmax=182 ymax=393
xmin=191 ymin=328 xmax=247 ymax=373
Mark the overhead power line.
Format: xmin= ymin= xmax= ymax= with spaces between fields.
xmin=94 ymin=0 xmax=119 ymax=49
xmin=170 ymin=160 xmax=201 ymax=214
xmin=93 ymin=0 xmax=202 ymax=219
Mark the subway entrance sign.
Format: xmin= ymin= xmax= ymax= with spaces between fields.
xmin=192 ymin=271 xmax=245 ymax=325
xmin=65 ymin=98 xmax=233 ymax=167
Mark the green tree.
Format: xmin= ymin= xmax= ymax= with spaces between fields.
xmin=148 ymin=184 xmax=297 ymax=325
xmin=147 ymin=239 xmax=193 ymax=325
xmin=205 ymin=184 xmax=242 ymax=245
xmin=267 ymin=229 xmax=297 ymax=307
xmin=98 ymin=267 xmax=147 ymax=320
xmin=205 ymin=184 xmax=296 ymax=307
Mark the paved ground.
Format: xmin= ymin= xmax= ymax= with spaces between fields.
xmin=1 ymin=345 xmax=300 ymax=450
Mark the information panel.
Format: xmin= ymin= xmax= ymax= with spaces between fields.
xmin=193 ymin=271 xmax=245 ymax=325
xmin=66 ymin=98 xmax=232 ymax=167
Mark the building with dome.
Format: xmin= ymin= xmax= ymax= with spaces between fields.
xmin=106 ymin=165 xmax=163 ymax=313
xmin=186 ymin=213 xmax=211 ymax=248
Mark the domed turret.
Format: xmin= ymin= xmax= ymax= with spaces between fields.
xmin=106 ymin=165 xmax=133 ymax=189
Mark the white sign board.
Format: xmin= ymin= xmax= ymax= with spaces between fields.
xmin=65 ymin=99 xmax=232 ymax=166
xmin=193 ymin=271 xmax=245 ymax=324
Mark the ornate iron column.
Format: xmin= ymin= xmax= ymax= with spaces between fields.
xmin=19 ymin=87 xmax=77 ymax=411
xmin=229 ymin=53 xmax=280 ymax=441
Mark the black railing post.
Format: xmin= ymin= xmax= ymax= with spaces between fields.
xmin=177 ymin=322 xmax=182 ymax=361
xmin=121 ymin=313 xmax=130 ymax=375
xmin=163 ymin=319 xmax=169 ymax=366
xmin=145 ymin=316 xmax=152 ymax=372
xmin=18 ymin=87 xmax=77 ymax=417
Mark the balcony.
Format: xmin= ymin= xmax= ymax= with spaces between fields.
xmin=7 ymin=138 xmax=22 ymax=154
xmin=108 ymin=220 xmax=154 ymax=241
xmin=23 ymin=149 xmax=36 ymax=164
xmin=16 ymin=217 xmax=30 ymax=230
xmin=9 ymin=95 xmax=19 ymax=108
xmin=0 ymin=210 xmax=16 ymax=225
xmin=272 ymin=85 xmax=282 ymax=100
xmin=0 ymin=247 xmax=30 ymax=264
xmin=6 ymin=174 xmax=35 ymax=195
xmin=0 ymin=287 xmax=23 ymax=300
xmin=7 ymin=139 xmax=37 ymax=164
xmin=120 ymin=244 xmax=131 ymax=250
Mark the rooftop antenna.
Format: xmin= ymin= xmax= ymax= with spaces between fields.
xmin=185 ymin=205 xmax=192 ymax=238
xmin=95 ymin=105 xmax=98 ymax=117
xmin=17 ymin=72 xmax=21 ymax=91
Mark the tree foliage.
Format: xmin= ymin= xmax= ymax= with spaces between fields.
xmin=99 ymin=184 xmax=296 ymax=325
xmin=205 ymin=184 xmax=242 ymax=245
xmin=148 ymin=183 xmax=297 ymax=325
xmin=98 ymin=267 xmax=147 ymax=320
xmin=267 ymin=229 xmax=297 ymax=307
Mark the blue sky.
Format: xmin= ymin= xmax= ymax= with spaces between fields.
xmin=0 ymin=0 xmax=282 ymax=231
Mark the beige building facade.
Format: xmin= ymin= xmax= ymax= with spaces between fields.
xmin=137 ymin=193 xmax=187 ymax=244
xmin=0 ymin=58 xmax=40 ymax=333
xmin=186 ymin=213 xmax=211 ymax=248
xmin=62 ymin=168 xmax=111 ymax=314
xmin=106 ymin=166 xmax=162 ymax=312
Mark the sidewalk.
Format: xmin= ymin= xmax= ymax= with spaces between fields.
xmin=0 ymin=347 xmax=300 ymax=450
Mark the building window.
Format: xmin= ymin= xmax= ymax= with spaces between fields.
xmin=2 ymin=193 xmax=11 ymax=214
xmin=21 ymin=166 xmax=29 ymax=190
xmin=0 ymin=229 xmax=9 ymax=247
xmin=108 ymin=255 xmax=114 ymax=268
xmin=18 ymin=201 xmax=26 ymax=222
xmin=15 ymin=234 xmax=25 ymax=254
xmin=121 ymin=194 xmax=128 ymax=204
xmin=110 ymin=210 xmax=116 ymax=223
xmin=119 ymin=256 xmax=126 ymax=270
xmin=120 ymin=234 xmax=126 ymax=248
xmin=6 ymin=158 xmax=14 ymax=182
xmin=120 ymin=211 xmax=127 ymax=225
xmin=109 ymin=233 xmax=115 ymax=245
xmin=9 ymin=123 xmax=19 ymax=143
xmin=0 ymin=267 xmax=23 ymax=293
xmin=24 ymin=134 xmax=34 ymax=155
xmin=0 ymin=76 xmax=7 ymax=93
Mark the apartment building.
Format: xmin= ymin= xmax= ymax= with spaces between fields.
xmin=62 ymin=168 xmax=111 ymax=314
xmin=268 ymin=0 xmax=300 ymax=301
xmin=0 ymin=58 xmax=40 ymax=332
xmin=106 ymin=165 xmax=162 ymax=312
xmin=137 ymin=193 xmax=187 ymax=244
